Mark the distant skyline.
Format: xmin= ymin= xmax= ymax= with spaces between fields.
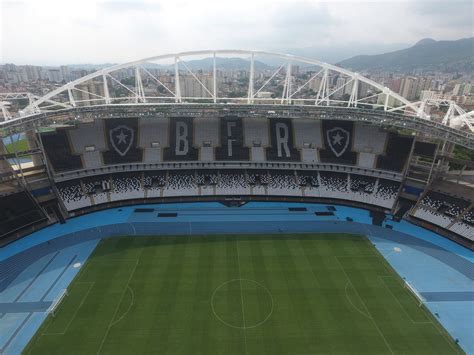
xmin=1 ymin=0 xmax=473 ymax=65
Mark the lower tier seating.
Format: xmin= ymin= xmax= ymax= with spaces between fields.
xmin=412 ymin=191 xmax=473 ymax=241
xmin=57 ymin=171 xmax=474 ymax=241
xmin=56 ymin=170 xmax=400 ymax=213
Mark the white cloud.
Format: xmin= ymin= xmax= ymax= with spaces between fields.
xmin=0 ymin=0 xmax=472 ymax=65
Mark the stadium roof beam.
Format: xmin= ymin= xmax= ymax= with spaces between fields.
xmin=174 ymin=56 xmax=181 ymax=103
xmin=213 ymin=52 xmax=217 ymax=104
xmin=2 ymin=104 xmax=472 ymax=149
xmin=414 ymin=98 xmax=474 ymax=133
xmin=0 ymin=92 xmax=71 ymax=120
xmin=11 ymin=50 xmax=421 ymax=115
xmin=135 ymin=66 xmax=146 ymax=103
xmin=247 ymin=52 xmax=255 ymax=104
xmin=0 ymin=50 xmax=473 ymax=140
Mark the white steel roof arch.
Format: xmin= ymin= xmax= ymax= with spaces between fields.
xmin=0 ymin=49 xmax=469 ymax=136
xmin=21 ymin=50 xmax=418 ymax=112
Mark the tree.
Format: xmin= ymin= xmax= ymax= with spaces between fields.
xmin=450 ymin=146 xmax=474 ymax=171
xmin=120 ymin=77 xmax=135 ymax=86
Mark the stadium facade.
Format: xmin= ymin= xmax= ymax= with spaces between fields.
xmin=0 ymin=50 xmax=473 ymax=353
xmin=1 ymin=50 xmax=473 ymax=248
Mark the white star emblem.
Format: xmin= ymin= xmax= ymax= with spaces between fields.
xmin=332 ymin=132 xmax=344 ymax=145
xmin=116 ymin=130 xmax=128 ymax=144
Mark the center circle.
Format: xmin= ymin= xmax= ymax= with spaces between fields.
xmin=211 ymin=279 xmax=274 ymax=329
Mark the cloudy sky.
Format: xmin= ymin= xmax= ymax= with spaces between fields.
xmin=0 ymin=0 xmax=472 ymax=65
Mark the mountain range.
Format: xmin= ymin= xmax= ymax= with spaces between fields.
xmin=66 ymin=57 xmax=272 ymax=72
xmin=64 ymin=38 xmax=473 ymax=74
xmin=156 ymin=57 xmax=272 ymax=71
xmin=337 ymin=37 xmax=474 ymax=72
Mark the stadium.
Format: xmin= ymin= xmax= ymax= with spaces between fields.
xmin=0 ymin=50 xmax=473 ymax=354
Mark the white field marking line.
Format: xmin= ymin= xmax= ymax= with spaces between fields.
xmin=335 ymin=256 xmax=394 ymax=355
xmin=73 ymin=258 xmax=98 ymax=283
xmin=74 ymin=258 xmax=140 ymax=283
xmin=377 ymin=278 xmax=463 ymax=355
xmin=42 ymin=282 xmax=95 ymax=336
xmin=109 ymin=286 xmax=135 ymax=327
xmin=361 ymin=224 xmax=394 ymax=260
xmin=362 ymin=224 xmax=392 ymax=253
xmin=361 ymin=225 xmax=398 ymax=276
xmin=338 ymin=249 xmax=459 ymax=353
xmin=344 ymin=282 xmax=371 ymax=319
xmin=426 ymin=311 xmax=463 ymax=355
xmin=128 ymin=223 xmax=137 ymax=235
xmin=96 ymin=259 xmax=139 ymax=355
xmin=334 ymin=255 xmax=393 ymax=279
xmin=211 ymin=279 xmax=274 ymax=330
xmin=334 ymin=255 xmax=379 ymax=258
xmin=377 ymin=276 xmax=432 ymax=325
xmin=87 ymin=259 xmax=141 ymax=262
xmin=362 ymin=223 xmax=375 ymax=240
xmin=46 ymin=288 xmax=69 ymax=314
xmin=235 ymin=238 xmax=248 ymax=355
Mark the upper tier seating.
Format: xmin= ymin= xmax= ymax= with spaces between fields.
xmin=82 ymin=151 xmax=103 ymax=169
xmin=376 ymin=133 xmax=413 ymax=172
xmin=413 ymin=141 xmax=437 ymax=158
xmin=102 ymin=119 xmax=143 ymax=164
xmin=139 ymin=118 xmax=169 ymax=163
xmin=243 ymin=118 xmax=269 ymax=147
xmin=138 ymin=118 xmax=169 ymax=149
xmin=41 ymin=130 xmax=83 ymax=172
xmin=357 ymin=153 xmax=376 ymax=169
xmin=0 ymin=191 xmax=46 ymax=238
xmin=293 ymin=119 xmax=323 ymax=149
xmin=353 ymin=124 xmax=387 ymax=154
xmin=43 ymin=121 xmax=423 ymax=179
xmin=68 ymin=120 xmax=107 ymax=153
xmin=319 ymin=121 xmax=357 ymax=165
xmin=194 ymin=117 xmax=219 ymax=147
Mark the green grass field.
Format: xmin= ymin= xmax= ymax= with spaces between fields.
xmin=25 ymin=234 xmax=462 ymax=354
xmin=4 ymin=138 xmax=32 ymax=160
xmin=5 ymin=138 xmax=28 ymax=153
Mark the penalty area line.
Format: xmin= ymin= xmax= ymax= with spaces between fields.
xmin=96 ymin=259 xmax=139 ymax=355
xmin=377 ymin=276 xmax=432 ymax=325
xmin=335 ymin=256 xmax=394 ymax=355
xmin=235 ymin=238 xmax=248 ymax=355
xmin=42 ymin=281 xmax=95 ymax=336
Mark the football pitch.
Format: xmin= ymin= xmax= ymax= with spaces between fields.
xmin=25 ymin=234 xmax=462 ymax=354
